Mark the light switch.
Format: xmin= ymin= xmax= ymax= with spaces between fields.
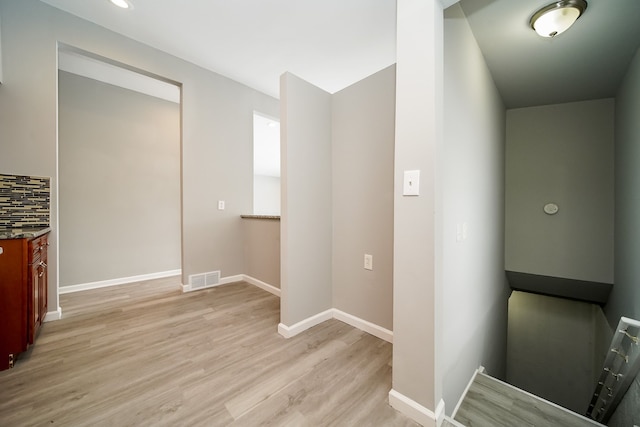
xmin=364 ymin=254 xmax=373 ymax=271
xmin=403 ymin=170 xmax=420 ymax=196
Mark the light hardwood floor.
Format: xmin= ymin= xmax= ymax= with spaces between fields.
xmin=0 ymin=278 xmax=419 ymax=426
xmin=454 ymin=372 xmax=603 ymax=427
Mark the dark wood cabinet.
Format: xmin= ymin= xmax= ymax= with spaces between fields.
xmin=0 ymin=232 xmax=49 ymax=370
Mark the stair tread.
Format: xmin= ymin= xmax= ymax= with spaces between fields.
xmin=454 ymin=373 xmax=603 ymax=427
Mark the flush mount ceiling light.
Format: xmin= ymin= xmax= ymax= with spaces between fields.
xmin=109 ymin=0 xmax=133 ymax=9
xmin=530 ymin=0 xmax=587 ymax=38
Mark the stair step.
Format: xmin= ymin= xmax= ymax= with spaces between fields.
xmin=454 ymin=373 xmax=605 ymax=427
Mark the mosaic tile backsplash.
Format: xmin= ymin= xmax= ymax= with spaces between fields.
xmin=0 ymin=174 xmax=51 ymax=228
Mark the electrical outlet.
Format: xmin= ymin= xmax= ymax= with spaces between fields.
xmin=364 ymin=254 xmax=373 ymax=271
xmin=218 ymin=200 xmax=225 ymax=210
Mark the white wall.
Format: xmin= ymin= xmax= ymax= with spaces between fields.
xmin=0 ymin=0 xmax=278 ymax=314
xmin=505 ymin=99 xmax=615 ymax=285
xmin=253 ymin=175 xmax=280 ymax=216
xmin=58 ymin=71 xmax=180 ymax=286
xmin=279 ymin=72 xmax=332 ymax=326
xmin=391 ymin=0 xmax=444 ymax=422
xmin=442 ymin=3 xmax=509 ymax=411
xmin=332 ymin=65 xmax=395 ymax=331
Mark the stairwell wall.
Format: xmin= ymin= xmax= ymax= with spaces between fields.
xmin=608 ymin=45 xmax=640 ymax=427
xmin=442 ymin=4 xmax=509 ymax=412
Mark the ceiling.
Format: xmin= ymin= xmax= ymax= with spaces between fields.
xmin=40 ymin=0 xmax=397 ymax=99
xmin=459 ymin=0 xmax=640 ymax=108
xmin=40 ymin=0 xmax=640 ymax=108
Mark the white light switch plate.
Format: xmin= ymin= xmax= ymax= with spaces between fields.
xmin=364 ymin=254 xmax=373 ymax=271
xmin=403 ymin=170 xmax=420 ymax=196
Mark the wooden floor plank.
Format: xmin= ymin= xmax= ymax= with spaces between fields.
xmin=0 ymin=278 xmax=417 ymax=426
xmin=454 ymin=373 xmax=604 ymax=427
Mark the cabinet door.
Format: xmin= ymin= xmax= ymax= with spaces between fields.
xmin=0 ymin=238 xmax=28 ymax=370
xmin=39 ymin=248 xmax=48 ymax=322
xmin=29 ymin=260 xmax=40 ymax=345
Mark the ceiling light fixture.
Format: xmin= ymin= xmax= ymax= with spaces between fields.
xmin=109 ymin=0 xmax=132 ymax=9
xmin=530 ymin=0 xmax=587 ymax=38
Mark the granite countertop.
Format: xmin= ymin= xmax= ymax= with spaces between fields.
xmin=240 ymin=215 xmax=281 ymax=220
xmin=0 ymin=227 xmax=52 ymax=240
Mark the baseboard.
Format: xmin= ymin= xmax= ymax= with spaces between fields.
xmin=333 ymin=309 xmax=392 ymax=343
xmin=43 ymin=306 xmax=62 ymax=322
xmin=278 ymin=309 xmax=334 ymax=338
xmin=220 ymin=274 xmax=244 ymax=285
xmin=443 ymin=416 xmax=466 ymax=427
xmin=181 ymin=274 xmax=280 ymax=296
xmin=278 ymin=308 xmax=393 ymax=343
xmin=451 ymin=365 xmax=484 ymax=418
xmin=389 ymin=389 xmax=445 ymax=427
xmin=59 ymin=269 xmax=182 ymax=294
xmin=242 ymin=275 xmax=281 ymax=297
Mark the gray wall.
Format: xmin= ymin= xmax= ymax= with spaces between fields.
xmin=279 ymin=72 xmax=332 ymax=326
xmin=332 ymin=65 xmax=395 ymax=331
xmin=609 ymin=47 xmax=640 ymax=326
xmin=506 ymin=291 xmax=604 ymax=414
xmin=505 ymin=99 xmax=615 ymax=284
xmin=58 ymin=71 xmax=180 ymax=286
xmin=242 ymin=218 xmax=280 ymax=288
xmin=0 ymin=0 xmax=278 ymax=313
xmin=441 ymin=3 xmax=509 ymax=411
xmin=608 ymin=46 xmax=640 ymax=427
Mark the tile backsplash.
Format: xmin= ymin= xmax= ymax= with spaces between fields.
xmin=0 ymin=174 xmax=51 ymax=228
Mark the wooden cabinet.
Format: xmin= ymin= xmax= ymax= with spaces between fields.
xmin=0 ymin=232 xmax=49 ymax=370
xmin=28 ymin=234 xmax=48 ymax=344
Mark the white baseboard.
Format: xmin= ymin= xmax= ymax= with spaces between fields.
xmin=181 ymin=274 xmax=281 ymax=297
xmin=389 ymin=389 xmax=445 ymax=427
xmin=59 ymin=269 xmax=182 ymax=294
xmin=278 ymin=309 xmax=334 ymax=339
xmin=242 ymin=275 xmax=281 ymax=297
xmin=451 ymin=365 xmax=484 ymax=418
xmin=43 ymin=306 xmax=62 ymax=322
xmin=278 ymin=308 xmax=393 ymax=343
xmin=220 ymin=274 xmax=245 ymax=285
xmin=443 ymin=416 xmax=466 ymax=427
xmin=333 ymin=309 xmax=392 ymax=343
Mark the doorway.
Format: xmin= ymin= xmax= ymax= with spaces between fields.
xmin=57 ymin=46 xmax=182 ymax=294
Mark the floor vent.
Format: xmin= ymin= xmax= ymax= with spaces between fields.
xmin=188 ymin=270 xmax=221 ymax=290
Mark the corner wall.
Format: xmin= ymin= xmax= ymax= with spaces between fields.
xmin=442 ymin=3 xmax=509 ymax=411
xmin=279 ymin=73 xmax=333 ymax=327
xmin=331 ymin=65 xmax=396 ymax=331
